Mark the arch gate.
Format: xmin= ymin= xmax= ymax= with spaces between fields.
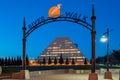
xmin=22 ymin=6 xmax=96 ymax=73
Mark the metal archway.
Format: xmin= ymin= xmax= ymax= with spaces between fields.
xmin=22 ymin=7 xmax=96 ymax=73
xmin=25 ymin=16 xmax=92 ymax=38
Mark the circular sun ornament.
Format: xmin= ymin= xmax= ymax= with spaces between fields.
xmin=48 ymin=4 xmax=61 ymax=18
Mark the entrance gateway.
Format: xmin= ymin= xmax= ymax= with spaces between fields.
xmin=22 ymin=4 xmax=97 ymax=80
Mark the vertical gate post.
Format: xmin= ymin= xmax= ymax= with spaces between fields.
xmin=91 ymin=30 xmax=96 ymax=73
xmin=22 ymin=17 xmax=26 ymax=70
xmin=88 ymin=3 xmax=98 ymax=80
xmin=91 ymin=4 xmax=96 ymax=73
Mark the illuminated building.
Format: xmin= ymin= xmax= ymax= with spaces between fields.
xmin=38 ymin=37 xmax=86 ymax=64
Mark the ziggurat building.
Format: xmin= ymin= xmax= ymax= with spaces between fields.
xmin=38 ymin=37 xmax=86 ymax=65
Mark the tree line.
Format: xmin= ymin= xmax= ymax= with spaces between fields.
xmin=0 ymin=53 xmax=88 ymax=66
xmin=0 ymin=56 xmax=29 ymax=66
xmin=38 ymin=54 xmax=88 ymax=65
xmin=96 ymin=49 xmax=120 ymax=65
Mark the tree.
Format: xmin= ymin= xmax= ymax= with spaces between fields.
xmin=13 ymin=57 xmax=17 ymax=65
xmin=11 ymin=57 xmax=14 ymax=65
xmin=48 ymin=56 xmax=52 ymax=64
xmin=65 ymin=58 xmax=69 ymax=65
xmin=38 ymin=59 xmax=42 ymax=65
xmin=16 ymin=56 xmax=19 ymax=65
xmin=19 ymin=56 xmax=22 ymax=65
xmin=95 ymin=49 xmax=120 ymax=65
xmin=1 ymin=58 xmax=4 ymax=66
xmin=96 ymin=56 xmax=105 ymax=64
xmin=4 ymin=57 xmax=8 ymax=66
xmin=84 ymin=58 xmax=87 ymax=65
xmin=43 ymin=57 xmax=46 ymax=65
xmin=72 ymin=58 xmax=75 ymax=65
xmin=112 ymin=50 xmax=120 ymax=62
xmin=8 ymin=57 xmax=11 ymax=66
xmin=0 ymin=58 xmax=4 ymax=66
xmin=54 ymin=57 xmax=57 ymax=65
xmin=90 ymin=59 xmax=92 ymax=64
xmin=0 ymin=58 xmax=1 ymax=66
xmin=59 ymin=54 xmax=64 ymax=64
xmin=17 ymin=56 xmax=22 ymax=65
xmin=26 ymin=55 xmax=29 ymax=66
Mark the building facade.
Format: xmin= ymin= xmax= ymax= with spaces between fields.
xmin=38 ymin=37 xmax=86 ymax=65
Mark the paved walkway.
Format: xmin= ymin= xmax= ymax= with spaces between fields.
xmin=30 ymin=73 xmax=119 ymax=80
xmin=0 ymin=71 xmax=119 ymax=80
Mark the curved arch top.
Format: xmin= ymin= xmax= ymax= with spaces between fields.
xmin=25 ymin=12 xmax=92 ymax=38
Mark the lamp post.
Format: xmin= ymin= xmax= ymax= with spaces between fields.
xmin=100 ymin=28 xmax=112 ymax=79
xmin=100 ymin=28 xmax=109 ymax=71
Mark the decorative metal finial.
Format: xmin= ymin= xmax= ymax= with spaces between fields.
xmin=92 ymin=1 xmax=95 ymax=17
xmin=23 ymin=17 xmax=26 ymax=30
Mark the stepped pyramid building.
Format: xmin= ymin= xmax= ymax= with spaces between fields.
xmin=38 ymin=37 xmax=86 ymax=64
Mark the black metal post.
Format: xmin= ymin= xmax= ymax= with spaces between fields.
xmin=106 ymin=28 xmax=109 ymax=71
xmin=119 ymin=71 xmax=120 ymax=80
xmin=22 ymin=17 xmax=26 ymax=70
xmin=88 ymin=4 xmax=98 ymax=80
xmin=91 ymin=31 xmax=96 ymax=73
xmin=103 ymin=28 xmax=112 ymax=79
xmin=91 ymin=4 xmax=96 ymax=73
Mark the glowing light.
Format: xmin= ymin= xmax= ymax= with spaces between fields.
xmin=100 ymin=35 xmax=108 ymax=42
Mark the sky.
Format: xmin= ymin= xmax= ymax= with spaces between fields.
xmin=0 ymin=0 xmax=120 ymax=60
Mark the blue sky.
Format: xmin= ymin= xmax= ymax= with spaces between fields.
xmin=0 ymin=0 xmax=120 ymax=60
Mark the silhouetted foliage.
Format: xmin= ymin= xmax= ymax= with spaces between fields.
xmin=26 ymin=55 xmax=29 ymax=65
xmin=48 ymin=56 xmax=52 ymax=64
xmin=38 ymin=59 xmax=41 ymax=65
xmin=8 ymin=57 xmax=12 ymax=65
xmin=13 ymin=57 xmax=16 ymax=65
xmin=112 ymin=50 xmax=120 ymax=62
xmin=16 ymin=56 xmax=22 ymax=65
xmin=90 ymin=59 xmax=92 ymax=64
xmin=11 ymin=57 xmax=14 ymax=65
xmin=59 ymin=54 xmax=64 ymax=64
xmin=0 ymin=56 xmax=22 ymax=66
xmin=0 ymin=58 xmax=1 ymax=65
xmin=84 ymin=58 xmax=87 ymax=65
xmin=54 ymin=57 xmax=57 ymax=65
xmin=96 ymin=49 xmax=120 ymax=65
xmin=16 ymin=56 xmax=19 ymax=65
xmin=65 ymin=58 xmax=69 ymax=65
xmin=72 ymin=58 xmax=75 ymax=65
xmin=5 ymin=57 xmax=8 ymax=66
xmin=0 ymin=58 xmax=4 ymax=66
xmin=19 ymin=56 xmax=22 ymax=65
xmin=43 ymin=57 xmax=46 ymax=65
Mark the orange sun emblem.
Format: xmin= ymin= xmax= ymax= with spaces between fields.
xmin=48 ymin=4 xmax=61 ymax=18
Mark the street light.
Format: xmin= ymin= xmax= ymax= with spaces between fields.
xmin=101 ymin=28 xmax=113 ymax=71
xmin=100 ymin=28 xmax=112 ymax=79
xmin=100 ymin=35 xmax=108 ymax=43
xmin=100 ymin=29 xmax=109 ymax=71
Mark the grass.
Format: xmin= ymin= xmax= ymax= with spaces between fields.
xmin=0 ymin=66 xmax=20 ymax=76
